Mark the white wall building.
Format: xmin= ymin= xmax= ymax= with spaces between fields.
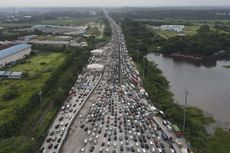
xmin=160 ymin=25 xmax=185 ymax=33
xmin=0 ymin=44 xmax=31 ymax=67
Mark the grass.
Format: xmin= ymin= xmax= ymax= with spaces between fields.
xmin=36 ymin=17 xmax=102 ymax=26
xmin=223 ymin=65 xmax=230 ymax=69
xmin=184 ymin=25 xmax=200 ymax=35
xmin=0 ymin=52 xmax=65 ymax=125
xmin=87 ymin=23 xmax=105 ymax=38
xmin=207 ymin=128 xmax=230 ymax=153
xmin=153 ymin=29 xmax=178 ymax=39
xmin=147 ymin=25 xmax=199 ymax=39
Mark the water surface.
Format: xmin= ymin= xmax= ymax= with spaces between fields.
xmin=147 ymin=53 xmax=230 ymax=128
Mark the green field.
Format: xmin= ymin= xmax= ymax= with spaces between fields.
xmin=207 ymin=129 xmax=230 ymax=153
xmin=148 ymin=25 xmax=200 ymax=39
xmin=184 ymin=25 xmax=200 ymax=35
xmin=223 ymin=65 xmax=230 ymax=69
xmin=0 ymin=52 xmax=65 ymax=125
xmin=37 ymin=17 xmax=102 ymax=26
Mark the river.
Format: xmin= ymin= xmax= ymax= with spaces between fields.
xmin=147 ymin=53 xmax=230 ymax=128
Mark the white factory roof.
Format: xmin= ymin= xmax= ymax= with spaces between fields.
xmin=90 ymin=49 xmax=103 ymax=54
xmin=87 ymin=64 xmax=104 ymax=69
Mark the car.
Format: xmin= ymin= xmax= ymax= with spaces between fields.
xmin=162 ymin=120 xmax=167 ymax=126
xmin=55 ymin=124 xmax=59 ymax=129
xmin=89 ymin=146 xmax=94 ymax=152
xmin=52 ymin=136 xmax=57 ymax=142
xmin=131 ymin=146 xmax=135 ymax=152
xmin=49 ymin=131 xmax=54 ymax=136
xmin=84 ymin=139 xmax=88 ymax=144
xmin=57 ymin=138 xmax=61 ymax=143
xmin=54 ymin=144 xmax=59 ymax=149
xmin=158 ymin=148 xmax=163 ymax=153
xmin=99 ymin=148 xmax=103 ymax=153
xmin=46 ymin=138 xmax=51 ymax=143
xmin=101 ymin=142 xmax=105 ymax=146
xmin=48 ymin=143 xmax=53 ymax=149
xmin=59 ymin=116 xmax=64 ymax=121
xmin=162 ymin=133 xmax=168 ymax=141
xmin=169 ymin=149 xmax=175 ymax=153
xmin=84 ymin=127 xmax=88 ymax=131
xmin=80 ymin=124 xmax=85 ymax=128
xmin=80 ymin=147 xmax=85 ymax=153
xmin=120 ymin=145 xmax=124 ymax=151
xmin=142 ymin=149 xmax=146 ymax=153
xmin=151 ymin=148 xmax=156 ymax=153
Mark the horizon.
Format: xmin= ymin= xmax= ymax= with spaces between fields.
xmin=1 ymin=0 xmax=230 ymax=7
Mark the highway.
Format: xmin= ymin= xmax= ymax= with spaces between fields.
xmin=39 ymin=11 xmax=190 ymax=153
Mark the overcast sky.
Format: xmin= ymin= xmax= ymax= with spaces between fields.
xmin=1 ymin=0 xmax=230 ymax=7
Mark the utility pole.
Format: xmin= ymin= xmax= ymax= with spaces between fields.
xmin=38 ymin=90 xmax=42 ymax=104
xmin=183 ymin=90 xmax=190 ymax=131
xmin=142 ymin=57 xmax=146 ymax=80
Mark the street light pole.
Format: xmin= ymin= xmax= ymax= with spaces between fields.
xmin=136 ymin=43 xmax=139 ymax=63
xmin=142 ymin=57 xmax=146 ymax=80
xmin=183 ymin=90 xmax=189 ymax=132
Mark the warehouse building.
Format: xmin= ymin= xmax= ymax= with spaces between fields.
xmin=0 ymin=44 xmax=31 ymax=67
xmin=0 ymin=71 xmax=23 ymax=79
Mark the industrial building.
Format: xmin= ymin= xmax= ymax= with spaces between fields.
xmin=0 ymin=71 xmax=23 ymax=79
xmin=0 ymin=44 xmax=31 ymax=67
xmin=160 ymin=25 xmax=185 ymax=33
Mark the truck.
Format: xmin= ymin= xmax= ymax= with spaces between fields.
xmin=172 ymin=124 xmax=183 ymax=137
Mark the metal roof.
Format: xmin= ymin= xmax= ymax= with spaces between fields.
xmin=0 ymin=44 xmax=31 ymax=60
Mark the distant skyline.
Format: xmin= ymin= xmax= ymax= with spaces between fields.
xmin=1 ymin=0 xmax=230 ymax=7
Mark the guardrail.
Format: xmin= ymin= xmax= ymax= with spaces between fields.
xmin=56 ymin=73 xmax=102 ymax=153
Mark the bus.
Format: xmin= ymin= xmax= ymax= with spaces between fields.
xmin=172 ymin=124 xmax=183 ymax=137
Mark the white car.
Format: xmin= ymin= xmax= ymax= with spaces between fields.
xmin=80 ymin=147 xmax=85 ymax=153
xmin=169 ymin=149 xmax=175 ymax=153
xmin=151 ymin=148 xmax=156 ymax=153
xmin=158 ymin=148 xmax=162 ymax=153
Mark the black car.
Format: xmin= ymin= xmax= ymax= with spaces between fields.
xmin=48 ymin=143 xmax=53 ymax=149
xmin=120 ymin=145 xmax=124 ymax=152
xmin=46 ymin=137 xmax=51 ymax=143
xmin=90 ymin=146 xmax=95 ymax=152
xmin=54 ymin=144 xmax=59 ymax=149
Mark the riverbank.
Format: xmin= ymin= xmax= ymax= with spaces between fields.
xmin=137 ymin=59 xmax=215 ymax=153
xmin=168 ymin=52 xmax=230 ymax=61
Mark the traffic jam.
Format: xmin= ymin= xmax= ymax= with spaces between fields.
xmin=39 ymin=49 xmax=103 ymax=153
xmin=40 ymin=13 xmax=190 ymax=153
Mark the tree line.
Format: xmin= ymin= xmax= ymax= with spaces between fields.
xmin=162 ymin=25 xmax=230 ymax=57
